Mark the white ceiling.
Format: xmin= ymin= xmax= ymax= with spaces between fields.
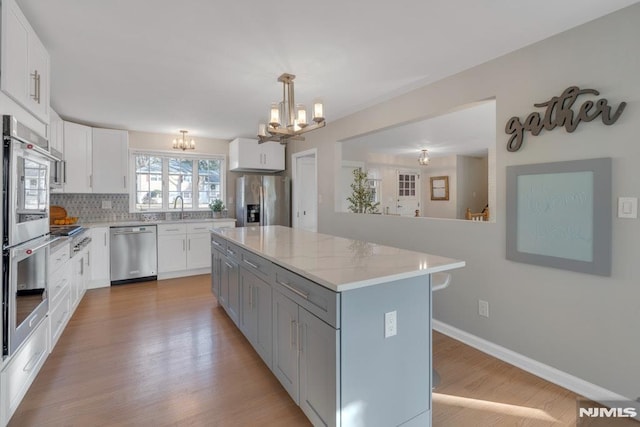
xmin=17 ymin=0 xmax=639 ymax=140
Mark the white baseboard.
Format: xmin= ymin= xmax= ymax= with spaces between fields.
xmin=432 ymin=319 xmax=631 ymax=403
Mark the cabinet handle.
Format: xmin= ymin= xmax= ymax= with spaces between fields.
xmin=212 ymin=240 xmax=222 ymax=247
xmin=226 ymin=248 xmax=235 ymax=256
xmin=80 ymin=258 xmax=84 ymax=275
xmin=298 ymin=322 xmax=303 ymax=354
xmin=123 ymin=176 xmax=126 ymax=189
xmin=89 ymin=175 xmax=93 ymax=188
xmin=62 ymin=161 xmax=67 ymax=184
xmin=224 ymin=262 xmax=233 ymax=269
xmin=277 ymin=280 xmax=309 ymax=300
xmin=166 ymin=228 xmax=180 ymax=232
xmin=23 ymin=349 xmax=44 ymax=373
xmin=243 ymin=259 xmax=259 ymax=269
xmin=290 ymin=319 xmax=297 ymax=349
xmin=30 ymin=70 xmax=41 ymax=103
xmin=87 ymin=252 xmax=91 ymax=267
xmin=104 ymin=232 xmax=107 ymax=246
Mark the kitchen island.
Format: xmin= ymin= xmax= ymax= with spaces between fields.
xmin=210 ymin=225 xmax=464 ymax=427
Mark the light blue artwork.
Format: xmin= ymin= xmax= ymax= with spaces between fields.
xmin=516 ymin=171 xmax=593 ymax=262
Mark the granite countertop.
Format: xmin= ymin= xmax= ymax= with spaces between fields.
xmin=213 ymin=225 xmax=465 ymax=292
xmin=82 ymin=218 xmax=236 ymax=228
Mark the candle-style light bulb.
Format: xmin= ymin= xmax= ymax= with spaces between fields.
xmin=296 ymin=104 xmax=308 ymax=128
xmin=313 ymin=101 xmax=324 ymax=123
xmin=269 ymin=103 xmax=280 ymax=127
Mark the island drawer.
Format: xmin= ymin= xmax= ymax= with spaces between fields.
xmin=210 ymin=233 xmax=227 ymax=252
xmin=273 ymin=265 xmax=340 ymax=329
xmin=240 ymin=248 xmax=273 ymax=281
xmin=225 ymin=242 xmax=242 ymax=260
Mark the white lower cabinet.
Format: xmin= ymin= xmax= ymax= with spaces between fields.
xmin=71 ymin=247 xmax=90 ymax=310
xmin=158 ymin=221 xmax=235 ymax=277
xmin=0 ymin=318 xmax=49 ymax=426
xmin=89 ymin=227 xmax=110 ymax=288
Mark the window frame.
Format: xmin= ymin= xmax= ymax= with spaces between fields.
xmin=129 ymin=149 xmax=226 ymax=213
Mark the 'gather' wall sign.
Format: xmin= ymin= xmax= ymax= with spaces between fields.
xmin=505 ymin=86 xmax=626 ymax=152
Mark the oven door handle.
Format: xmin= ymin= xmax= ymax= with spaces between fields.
xmin=10 ymin=236 xmax=61 ymax=253
xmin=28 ymin=237 xmax=61 ymax=252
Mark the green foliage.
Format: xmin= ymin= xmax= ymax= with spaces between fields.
xmin=347 ymin=168 xmax=380 ymax=214
xmin=209 ymin=198 xmax=225 ymax=212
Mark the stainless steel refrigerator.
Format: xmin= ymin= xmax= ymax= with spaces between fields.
xmin=236 ymin=176 xmax=290 ymax=227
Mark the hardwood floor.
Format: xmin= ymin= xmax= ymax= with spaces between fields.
xmin=9 ymin=275 xmax=627 ymax=426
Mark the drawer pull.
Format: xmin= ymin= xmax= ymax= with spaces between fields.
xmin=212 ymin=240 xmax=222 ymax=247
xmin=226 ymin=248 xmax=235 ymax=255
xmin=23 ymin=350 xmax=44 ymax=373
xmin=166 ymin=228 xmax=180 ymax=232
xmin=225 ymin=262 xmax=233 ymax=269
xmin=243 ymin=259 xmax=259 ymax=269
xmin=277 ymin=280 xmax=309 ymax=300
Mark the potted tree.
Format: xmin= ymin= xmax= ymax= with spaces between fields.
xmin=347 ymin=168 xmax=380 ymax=214
xmin=209 ymin=199 xmax=225 ymax=218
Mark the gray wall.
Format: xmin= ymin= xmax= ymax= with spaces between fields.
xmin=288 ymin=5 xmax=640 ymax=399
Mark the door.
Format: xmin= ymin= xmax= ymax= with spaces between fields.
xmin=63 ymin=121 xmax=92 ymax=193
xmin=396 ymin=170 xmax=420 ymax=216
xmin=92 ymin=128 xmax=128 ymax=193
xmin=224 ymin=257 xmax=240 ymax=325
xmin=157 ymin=234 xmax=186 ymax=273
xmin=272 ymin=290 xmax=300 ymax=403
xmin=187 ymin=233 xmax=211 ymax=269
xmin=299 ymin=308 xmax=339 ymax=427
xmin=262 ymin=176 xmax=290 ymax=226
xmin=292 ymin=149 xmax=318 ymax=231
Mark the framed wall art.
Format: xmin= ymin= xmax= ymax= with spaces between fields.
xmin=430 ymin=176 xmax=449 ymax=201
xmin=506 ymin=158 xmax=611 ymax=276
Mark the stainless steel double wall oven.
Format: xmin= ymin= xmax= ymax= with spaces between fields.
xmin=2 ymin=116 xmax=59 ymax=357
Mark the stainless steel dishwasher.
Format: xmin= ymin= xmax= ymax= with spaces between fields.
xmin=110 ymin=225 xmax=158 ymax=285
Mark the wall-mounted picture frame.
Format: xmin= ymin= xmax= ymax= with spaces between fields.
xmin=430 ymin=176 xmax=449 ymax=201
xmin=506 ymin=157 xmax=611 ymax=276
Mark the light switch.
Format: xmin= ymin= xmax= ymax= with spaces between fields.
xmin=618 ymin=197 xmax=638 ymax=219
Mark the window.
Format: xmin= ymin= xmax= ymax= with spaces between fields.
xmin=131 ymin=151 xmax=224 ymax=212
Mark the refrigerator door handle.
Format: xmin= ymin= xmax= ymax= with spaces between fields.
xmin=259 ymin=185 xmax=263 ymax=226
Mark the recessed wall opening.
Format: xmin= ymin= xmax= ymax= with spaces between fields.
xmin=336 ymin=99 xmax=496 ymax=222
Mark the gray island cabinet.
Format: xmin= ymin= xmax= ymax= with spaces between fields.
xmin=210 ymin=226 xmax=464 ymax=427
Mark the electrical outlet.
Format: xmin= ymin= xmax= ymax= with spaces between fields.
xmin=478 ymin=300 xmax=489 ymax=318
xmin=384 ymin=311 xmax=397 ymax=338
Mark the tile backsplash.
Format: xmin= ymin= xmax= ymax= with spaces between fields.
xmin=50 ymin=193 xmax=216 ymax=223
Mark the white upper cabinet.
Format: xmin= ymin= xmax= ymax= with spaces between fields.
xmin=1 ymin=0 xmax=50 ymax=123
xmin=48 ymin=108 xmax=64 ymax=154
xmin=63 ymin=121 xmax=92 ymax=193
xmin=92 ymin=128 xmax=129 ymax=193
xmin=229 ymin=138 xmax=285 ymax=172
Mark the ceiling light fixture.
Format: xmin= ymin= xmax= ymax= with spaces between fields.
xmin=418 ymin=149 xmax=430 ymax=166
xmin=173 ymin=130 xmax=195 ymax=151
xmin=257 ymin=73 xmax=325 ymax=144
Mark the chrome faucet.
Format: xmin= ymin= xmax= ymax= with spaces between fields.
xmin=173 ymin=195 xmax=184 ymax=220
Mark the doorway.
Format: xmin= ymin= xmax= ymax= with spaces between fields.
xmin=292 ymin=149 xmax=318 ymax=232
xmin=396 ymin=169 xmax=420 ymax=216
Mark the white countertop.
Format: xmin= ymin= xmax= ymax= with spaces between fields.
xmin=212 ymin=225 xmax=465 ymax=292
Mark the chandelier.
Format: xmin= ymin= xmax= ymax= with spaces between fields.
xmin=173 ymin=130 xmax=195 ymax=151
xmin=418 ymin=149 xmax=430 ymax=166
xmin=257 ymin=73 xmax=325 ymax=144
